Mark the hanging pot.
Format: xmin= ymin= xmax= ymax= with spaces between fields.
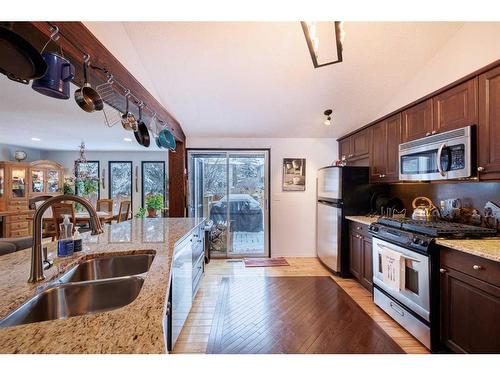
xmin=32 ymin=52 xmax=75 ymax=99
xmin=121 ymin=94 xmax=137 ymax=131
xmin=158 ymin=128 xmax=176 ymax=151
xmin=74 ymin=58 xmax=103 ymax=112
xmin=0 ymin=25 xmax=47 ymax=84
xmin=134 ymin=104 xmax=150 ymax=147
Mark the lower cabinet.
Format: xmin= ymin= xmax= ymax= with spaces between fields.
xmin=439 ymin=247 xmax=500 ymax=353
xmin=348 ymin=221 xmax=373 ymax=292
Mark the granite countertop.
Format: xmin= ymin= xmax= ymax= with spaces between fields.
xmin=435 ymin=238 xmax=500 ymax=263
xmin=0 ymin=217 xmax=205 ymax=354
xmin=345 ymin=215 xmax=379 ymax=226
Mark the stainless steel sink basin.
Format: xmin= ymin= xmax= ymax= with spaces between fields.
xmin=0 ymin=276 xmax=145 ymax=328
xmin=58 ymin=253 xmax=155 ymax=283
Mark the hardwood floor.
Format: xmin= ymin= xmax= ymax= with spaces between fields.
xmin=172 ymin=257 xmax=429 ymax=354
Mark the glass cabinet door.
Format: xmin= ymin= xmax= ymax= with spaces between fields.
xmin=31 ymin=169 xmax=45 ymax=193
xmin=11 ymin=168 xmax=27 ymax=198
xmin=0 ymin=167 xmax=4 ymax=198
xmin=47 ymin=169 xmax=60 ymax=193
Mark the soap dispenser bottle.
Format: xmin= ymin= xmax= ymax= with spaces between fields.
xmin=57 ymin=214 xmax=74 ymax=257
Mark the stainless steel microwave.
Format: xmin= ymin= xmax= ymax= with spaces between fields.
xmin=399 ymin=125 xmax=475 ymax=181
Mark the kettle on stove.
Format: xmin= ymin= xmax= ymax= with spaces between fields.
xmin=411 ymin=196 xmax=436 ymax=221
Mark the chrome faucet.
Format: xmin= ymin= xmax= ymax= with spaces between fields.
xmin=29 ymin=195 xmax=105 ymax=283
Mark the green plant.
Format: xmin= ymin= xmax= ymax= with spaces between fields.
xmin=63 ymin=180 xmax=75 ymax=195
xmin=134 ymin=207 xmax=146 ymax=218
xmin=146 ymin=193 xmax=164 ymax=211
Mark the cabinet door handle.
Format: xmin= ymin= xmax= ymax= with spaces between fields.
xmin=439 ymin=268 xmax=447 ymax=274
xmin=431 ymin=130 xmax=437 ymax=135
xmin=425 ymin=132 xmax=431 ymax=136
xmin=472 ymin=265 xmax=483 ymax=270
xmin=356 ymin=226 xmax=362 ymax=230
xmin=477 ymin=167 xmax=485 ymax=172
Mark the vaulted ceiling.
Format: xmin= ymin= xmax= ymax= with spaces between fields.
xmin=87 ymin=21 xmax=464 ymax=138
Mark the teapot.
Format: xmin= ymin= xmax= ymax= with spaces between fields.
xmin=411 ymin=196 xmax=436 ymax=221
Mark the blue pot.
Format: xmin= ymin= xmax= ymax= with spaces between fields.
xmin=32 ymin=52 xmax=75 ymax=99
xmin=158 ymin=129 xmax=176 ymax=151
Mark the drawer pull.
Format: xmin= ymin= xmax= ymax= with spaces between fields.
xmin=389 ymin=302 xmax=405 ymax=316
xmin=472 ymin=265 xmax=483 ymax=271
xmin=439 ymin=268 xmax=447 ymax=274
xmin=356 ymin=226 xmax=361 ymax=230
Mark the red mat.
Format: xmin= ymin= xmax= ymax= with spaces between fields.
xmin=243 ymin=257 xmax=289 ymax=267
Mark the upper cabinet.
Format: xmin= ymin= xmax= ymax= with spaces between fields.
xmin=338 ymin=128 xmax=369 ymax=162
xmin=478 ymin=66 xmax=500 ymax=180
xmin=370 ymin=114 xmax=401 ymax=183
xmin=401 ymin=99 xmax=433 ymax=142
xmin=433 ymin=78 xmax=478 ymax=133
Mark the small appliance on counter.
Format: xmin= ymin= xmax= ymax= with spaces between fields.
xmin=316 ymin=166 xmax=382 ymax=275
xmin=369 ymin=216 xmax=497 ymax=351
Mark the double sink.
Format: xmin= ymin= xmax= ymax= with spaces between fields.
xmin=0 ymin=253 xmax=155 ymax=328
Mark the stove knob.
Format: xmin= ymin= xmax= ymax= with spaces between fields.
xmin=412 ymin=238 xmax=419 ymax=244
xmin=421 ymin=240 xmax=428 ymax=247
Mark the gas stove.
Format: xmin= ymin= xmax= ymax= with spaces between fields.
xmin=369 ymin=217 xmax=497 ymax=254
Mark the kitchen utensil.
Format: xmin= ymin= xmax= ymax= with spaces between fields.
xmin=95 ymin=74 xmax=122 ymax=127
xmin=121 ymin=92 xmax=137 ymax=131
xmin=74 ymin=56 xmax=103 ymax=112
xmin=0 ymin=25 xmax=48 ymax=84
xmin=412 ymin=196 xmax=436 ymax=221
xmin=158 ymin=128 xmax=176 ymax=151
xmin=134 ymin=104 xmax=150 ymax=147
xmin=32 ymin=52 xmax=75 ymax=99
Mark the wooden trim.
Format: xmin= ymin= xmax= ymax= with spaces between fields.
xmin=9 ymin=21 xmax=185 ymax=143
xmin=168 ymin=143 xmax=186 ymax=217
xmin=338 ymin=59 xmax=500 ymax=141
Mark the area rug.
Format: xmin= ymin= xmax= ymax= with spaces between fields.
xmin=243 ymin=257 xmax=289 ymax=267
xmin=206 ymin=276 xmax=404 ymax=354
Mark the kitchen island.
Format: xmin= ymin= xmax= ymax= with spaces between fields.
xmin=0 ymin=217 xmax=205 ymax=354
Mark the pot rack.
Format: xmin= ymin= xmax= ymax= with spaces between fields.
xmin=45 ymin=23 xmax=174 ymax=134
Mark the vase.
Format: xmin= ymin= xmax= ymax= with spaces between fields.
xmin=147 ymin=208 xmax=158 ymax=218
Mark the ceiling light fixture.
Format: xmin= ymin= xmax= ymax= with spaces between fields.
xmin=323 ymin=109 xmax=333 ymax=126
xmin=301 ymin=21 xmax=345 ymax=68
xmin=31 ymin=137 xmax=41 ymax=142
xmin=123 ymin=137 xmax=133 ymax=142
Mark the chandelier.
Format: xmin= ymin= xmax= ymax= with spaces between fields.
xmin=301 ymin=21 xmax=345 ymax=68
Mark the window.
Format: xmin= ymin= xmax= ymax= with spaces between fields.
xmin=75 ymin=161 xmax=100 ymax=199
xmin=109 ymin=161 xmax=133 ymax=206
xmin=142 ymin=161 xmax=166 ymax=207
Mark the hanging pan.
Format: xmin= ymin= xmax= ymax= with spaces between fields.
xmin=74 ymin=55 xmax=103 ymax=112
xmin=134 ymin=103 xmax=150 ymax=147
xmin=0 ymin=25 xmax=47 ymax=84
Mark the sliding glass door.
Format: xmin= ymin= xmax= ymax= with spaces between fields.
xmin=187 ymin=150 xmax=269 ymax=258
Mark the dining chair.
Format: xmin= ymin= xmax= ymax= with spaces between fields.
xmin=52 ymin=203 xmax=76 ymax=239
xmin=116 ymin=200 xmax=131 ymax=223
xmin=97 ymin=199 xmax=114 ymax=213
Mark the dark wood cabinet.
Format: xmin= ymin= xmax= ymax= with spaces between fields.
xmin=338 ymin=130 xmax=370 ymax=162
xmin=369 ymin=114 xmax=400 ymax=183
xmin=478 ymin=66 xmax=500 ymax=180
xmin=433 ymin=78 xmax=478 ymax=134
xmin=402 ymin=99 xmax=433 ymax=142
xmin=348 ymin=221 xmax=372 ymax=292
xmin=440 ymin=247 xmax=500 ymax=353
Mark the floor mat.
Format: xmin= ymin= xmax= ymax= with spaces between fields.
xmin=206 ymin=276 xmax=404 ymax=354
xmin=243 ymin=257 xmax=289 ymax=267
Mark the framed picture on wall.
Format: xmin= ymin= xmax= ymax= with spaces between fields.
xmin=282 ymin=158 xmax=306 ymax=191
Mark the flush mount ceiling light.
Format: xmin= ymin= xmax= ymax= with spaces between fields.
xmin=123 ymin=137 xmax=133 ymax=142
xmin=31 ymin=137 xmax=41 ymax=142
xmin=323 ymin=109 xmax=333 ymax=126
xmin=301 ymin=21 xmax=345 ymax=68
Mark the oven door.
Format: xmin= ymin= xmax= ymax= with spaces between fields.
xmin=372 ymin=237 xmax=430 ymax=321
xmin=399 ymin=126 xmax=472 ymax=181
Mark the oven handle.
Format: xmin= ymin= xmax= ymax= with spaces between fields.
xmin=376 ymin=243 xmax=421 ymax=263
xmin=436 ymin=143 xmax=447 ymax=177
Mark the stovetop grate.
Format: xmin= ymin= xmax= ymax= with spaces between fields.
xmin=377 ymin=217 xmax=497 ymax=238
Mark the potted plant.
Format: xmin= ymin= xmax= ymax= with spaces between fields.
xmin=145 ymin=193 xmax=164 ymax=218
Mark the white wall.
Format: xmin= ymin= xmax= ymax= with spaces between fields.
xmin=187 ymin=137 xmax=338 ymax=257
xmin=376 ymin=22 xmax=500 ymax=118
xmin=0 ymin=143 xmax=48 ymax=162
xmin=44 ymin=150 xmax=168 ymax=214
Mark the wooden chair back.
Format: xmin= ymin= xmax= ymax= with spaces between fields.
xmin=52 ymin=203 xmax=76 ymax=239
xmin=117 ymin=200 xmax=131 ymax=223
xmin=96 ymin=199 xmax=113 ymax=213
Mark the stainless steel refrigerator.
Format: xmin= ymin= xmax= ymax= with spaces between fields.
xmin=316 ymin=166 xmax=372 ymax=275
